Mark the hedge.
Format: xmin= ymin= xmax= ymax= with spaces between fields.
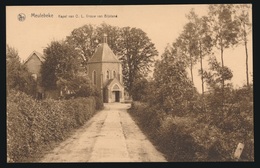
xmin=7 ymin=90 xmax=103 ymax=162
xmin=129 ymin=101 xmax=254 ymax=162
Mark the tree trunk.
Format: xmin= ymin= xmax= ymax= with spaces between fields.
xmin=243 ymin=23 xmax=249 ymax=88
xmin=190 ymin=54 xmax=194 ymax=83
xmin=190 ymin=62 xmax=194 ymax=84
xmin=199 ymin=42 xmax=204 ymax=95
xmin=199 ymin=41 xmax=206 ymax=112
xmin=245 ymin=41 xmax=249 ymax=87
xmin=220 ymin=45 xmax=225 ymax=111
xmin=188 ymin=39 xmax=194 ymax=84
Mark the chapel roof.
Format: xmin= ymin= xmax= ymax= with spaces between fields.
xmin=23 ymin=51 xmax=45 ymax=64
xmin=104 ymin=78 xmax=124 ymax=89
xmin=88 ymin=34 xmax=120 ymax=63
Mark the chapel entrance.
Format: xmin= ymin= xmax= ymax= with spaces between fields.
xmin=113 ymin=91 xmax=120 ymax=102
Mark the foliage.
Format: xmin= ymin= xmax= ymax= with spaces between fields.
xmin=7 ymin=89 xmax=101 ymax=162
xmin=234 ymin=4 xmax=252 ymax=43
xmin=66 ymin=24 xmax=99 ymax=71
xmin=202 ymin=56 xmax=233 ymax=112
xmin=117 ymin=27 xmax=158 ymax=93
xmin=186 ymin=9 xmax=213 ymax=94
xmin=57 ymin=75 xmax=96 ymax=98
xmin=203 ymin=56 xmax=233 ymax=90
xmin=234 ymin=4 xmax=252 ymax=87
xmin=41 ymin=40 xmax=103 ymax=101
xmin=208 ymin=4 xmax=240 ymax=96
xmin=41 ymin=41 xmax=78 ymax=90
xmin=6 ymin=45 xmax=37 ymax=96
xmin=130 ymin=39 xmax=253 ymax=161
xmin=129 ymin=97 xmax=253 ymax=161
xmin=57 ymin=75 xmax=104 ymax=109
xmin=96 ymin=23 xmax=121 ymax=53
xmin=41 ymin=41 xmax=87 ymax=93
xmin=201 ymin=84 xmax=253 ymax=161
xmin=130 ymin=76 xmax=149 ymax=101
xmin=129 ymin=102 xmax=206 ymax=161
xmin=152 ymin=47 xmax=197 ymax=116
xmin=208 ymin=4 xmax=240 ymax=51
xmin=127 ymin=5 xmax=253 ymax=162
xmin=177 ymin=11 xmax=200 ymax=83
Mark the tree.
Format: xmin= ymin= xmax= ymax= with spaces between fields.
xmin=41 ymin=40 xmax=100 ymax=99
xmin=96 ymin=23 xmax=121 ymax=54
xmin=197 ymin=16 xmax=213 ymax=95
xmin=203 ymin=56 xmax=233 ymax=112
xmin=117 ymin=27 xmax=158 ymax=94
xmin=234 ymin=4 xmax=252 ymax=88
xmin=152 ymin=46 xmax=196 ymax=116
xmin=6 ymin=45 xmax=36 ymax=95
xmin=177 ymin=21 xmax=199 ymax=84
xmin=66 ymin=24 xmax=99 ymax=72
xmin=7 ymin=45 xmax=22 ymax=91
xmin=66 ymin=24 xmax=122 ymax=72
xmin=185 ymin=9 xmax=213 ymax=95
xmin=41 ymin=40 xmax=82 ymax=91
xmin=207 ymin=4 xmax=240 ymax=110
xmin=208 ymin=4 xmax=240 ymax=92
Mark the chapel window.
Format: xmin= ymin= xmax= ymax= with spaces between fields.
xmin=106 ymin=70 xmax=110 ymax=79
xmin=113 ymin=71 xmax=116 ymax=78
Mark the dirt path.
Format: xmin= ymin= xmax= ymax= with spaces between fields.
xmin=39 ymin=103 xmax=166 ymax=162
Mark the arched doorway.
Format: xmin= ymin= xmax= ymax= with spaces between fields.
xmin=112 ymin=84 xmax=120 ymax=102
xmin=114 ymin=91 xmax=120 ymax=102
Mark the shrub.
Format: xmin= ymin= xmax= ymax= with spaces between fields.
xmin=130 ymin=77 xmax=149 ymax=101
xmin=7 ymin=90 xmax=100 ymax=162
xmin=129 ymin=102 xmax=201 ymax=161
xmin=129 ymin=100 xmax=254 ymax=161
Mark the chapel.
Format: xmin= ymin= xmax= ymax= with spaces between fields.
xmin=87 ymin=34 xmax=125 ymax=103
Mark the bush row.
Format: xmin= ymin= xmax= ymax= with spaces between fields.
xmin=7 ymin=90 xmax=103 ymax=162
xmin=129 ymin=101 xmax=254 ymax=162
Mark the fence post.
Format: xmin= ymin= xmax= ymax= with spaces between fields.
xmin=234 ymin=142 xmax=244 ymax=161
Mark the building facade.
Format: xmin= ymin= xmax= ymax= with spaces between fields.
xmin=87 ymin=34 xmax=125 ymax=103
xmin=23 ymin=51 xmax=45 ymax=99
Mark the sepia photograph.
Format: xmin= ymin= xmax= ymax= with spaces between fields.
xmin=6 ymin=4 xmax=253 ymax=163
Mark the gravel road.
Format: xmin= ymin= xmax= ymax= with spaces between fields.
xmin=39 ymin=103 xmax=166 ymax=162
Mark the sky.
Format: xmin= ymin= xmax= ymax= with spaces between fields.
xmin=6 ymin=5 xmax=253 ymax=93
